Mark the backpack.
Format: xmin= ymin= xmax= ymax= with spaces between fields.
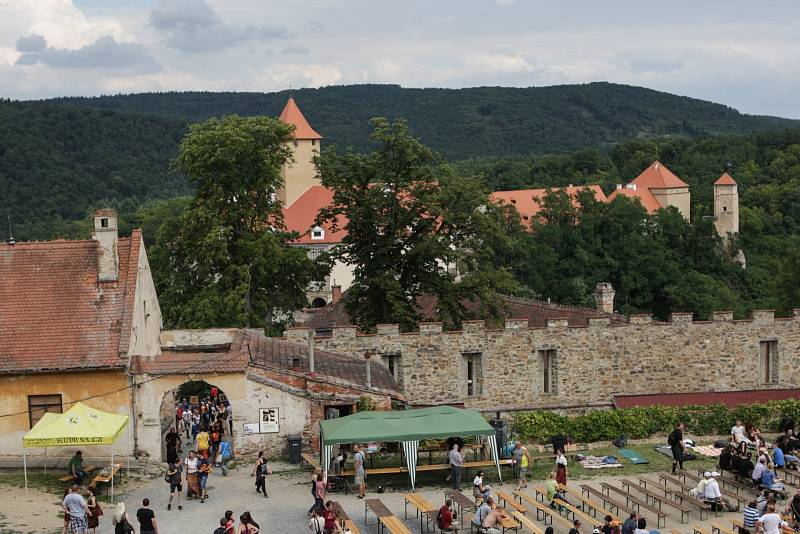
xmin=613 ymin=434 xmax=627 ymax=448
xmin=667 ymin=430 xmax=678 ymax=446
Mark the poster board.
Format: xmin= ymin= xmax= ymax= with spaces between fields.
xmin=259 ymin=408 xmax=279 ymax=433
xmin=243 ymin=423 xmax=260 ymax=435
xmin=189 ymin=395 xmax=199 ymax=405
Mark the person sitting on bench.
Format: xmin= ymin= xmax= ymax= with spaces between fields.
xmin=473 ymin=471 xmax=492 ymax=503
xmin=437 ymin=498 xmax=460 ymax=533
xmin=67 ymin=451 xmax=88 ymax=486
xmin=784 ymin=493 xmax=800 ymax=527
xmin=761 ymin=469 xmax=785 ymax=492
xmin=719 ymin=444 xmax=734 ymax=472
xmin=479 ymin=503 xmax=503 ymax=534
xmin=752 ymin=457 xmax=769 ymax=487
xmin=472 ymin=497 xmax=493 ymax=531
xmin=703 ymin=471 xmax=738 ymax=512
xmin=738 ymin=452 xmax=755 ymax=481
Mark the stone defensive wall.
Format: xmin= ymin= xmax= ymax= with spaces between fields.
xmin=287 ymin=309 xmax=800 ymax=412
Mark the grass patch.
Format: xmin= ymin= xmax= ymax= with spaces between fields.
xmin=0 ymin=468 xmax=135 ymax=504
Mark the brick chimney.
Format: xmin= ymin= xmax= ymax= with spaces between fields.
xmin=331 ymin=285 xmax=342 ymax=304
xmin=92 ymin=209 xmax=119 ymax=282
xmin=594 ymin=282 xmax=615 ymax=314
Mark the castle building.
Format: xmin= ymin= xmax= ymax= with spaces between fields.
xmin=713 ymin=172 xmax=739 ymax=238
xmin=607 ymin=160 xmax=691 ymax=220
xmin=278 ymin=97 xmax=323 ymax=207
xmin=489 ymin=185 xmax=608 ymax=228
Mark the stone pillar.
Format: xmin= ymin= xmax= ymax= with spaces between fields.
xmin=594 ymin=282 xmax=615 ymax=314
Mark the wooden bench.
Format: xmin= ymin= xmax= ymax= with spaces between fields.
xmin=513 ymin=510 xmax=544 ymax=534
xmin=364 ymin=498 xmax=393 ymax=526
xmin=621 ymin=478 xmax=696 ymax=523
xmin=497 ymin=509 xmax=521 ymax=533
xmin=638 ymin=476 xmax=713 ymax=521
xmin=777 ymin=467 xmax=800 ymax=486
xmin=331 ymin=502 xmax=361 ymax=534
xmin=662 ymin=472 xmax=747 ymax=509
xmin=90 ymin=464 xmax=120 ymax=486
xmin=342 ymin=466 xmax=406 ymax=477
xmin=693 ymin=524 xmax=712 ymax=534
xmin=301 ymin=452 xmax=320 ymax=470
xmin=558 ymin=484 xmax=621 ymax=522
xmin=58 ymin=465 xmax=96 ymax=483
xmin=580 ymin=484 xmax=636 ymax=517
xmin=600 ymin=483 xmax=668 ymax=528
xmin=403 ymin=493 xmax=438 ymax=533
xmin=380 ymin=515 xmax=413 ymax=534
xmin=711 ymin=522 xmax=738 ymax=534
xmin=514 ymin=490 xmax=555 ymax=525
xmin=497 ymin=491 xmax=529 ymax=515
xmin=553 ymin=498 xmax=604 ymax=529
xmin=687 ymin=469 xmax=755 ymax=496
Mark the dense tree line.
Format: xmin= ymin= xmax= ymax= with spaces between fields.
xmin=53 ymin=83 xmax=796 ymax=159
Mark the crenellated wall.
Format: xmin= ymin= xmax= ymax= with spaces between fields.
xmin=287 ymin=310 xmax=800 ymax=412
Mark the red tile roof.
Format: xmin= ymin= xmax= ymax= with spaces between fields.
xmin=303 ymin=293 xmax=626 ymax=330
xmin=613 ymin=389 xmax=800 ymax=409
xmin=490 ymin=185 xmax=607 ymax=227
xmin=279 ymin=97 xmax=322 ymax=140
xmin=714 ymin=173 xmax=737 ymax=186
xmin=607 ymin=185 xmax=662 ymax=213
xmin=130 ymin=331 xmax=248 ymax=375
xmin=630 ymin=160 xmax=688 ymax=189
xmin=284 ymin=186 xmax=347 ymax=244
xmin=0 ymin=231 xmax=142 ymax=374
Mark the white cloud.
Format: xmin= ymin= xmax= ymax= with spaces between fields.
xmin=16 ymin=35 xmax=157 ymax=71
xmin=255 ymin=63 xmax=344 ymax=91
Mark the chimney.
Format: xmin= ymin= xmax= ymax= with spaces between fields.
xmin=616 ymin=184 xmax=623 ymax=190
xmin=594 ymin=282 xmax=616 ymax=314
xmin=626 ymin=183 xmax=637 ymax=191
xmin=331 ymin=285 xmax=342 ymax=304
xmin=308 ymin=332 xmax=315 ymax=374
xmin=92 ymin=209 xmax=119 ymax=281
xmin=364 ymin=350 xmax=373 ymax=389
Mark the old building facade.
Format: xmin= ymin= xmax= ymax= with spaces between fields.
xmin=288 ymin=308 xmax=800 ymax=413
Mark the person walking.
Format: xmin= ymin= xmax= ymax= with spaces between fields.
xmin=166 ymin=459 xmax=183 ymax=511
xmin=136 ymin=498 xmax=158 ymax=534
xmin=112 ymin=502 xmax=133 ymax=534
xmin=669 ymin=422 xmax=686 ymax=474
xmin=165 ymin=426 xmax=181 ymax=465
xmin=312 ymin=472 xmax=327 ymax=514
xmin=62 ymin=485 xmax=90 ymax=534
xmin=449 ymin=443 xmax=463 ymax=491
xmin=199 ymin=456 xmax=212 ymax=503
xmin=196 ymin=426 xmax=211 ymax=460
xmin=86 ymin=486 xmax=102 ymax=533
xmin=252 ymin=451 xmax=271 ymax=498
xmin=555 ymin=449 xmax=568 ymax=485
xmin=354 ymin=444 xmax=367 ymax=499
xmin=513 ymin=441 xmax=532 ymax=490
xmin=184 ymin=450 xmax=201 ymax=500
xmin=217 ymin=439 xmax=232 ymax=476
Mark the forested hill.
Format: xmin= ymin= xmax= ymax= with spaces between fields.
xmin=51 ymin=83 xmax=798 ymax=159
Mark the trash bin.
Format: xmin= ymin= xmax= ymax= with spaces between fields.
xmin=287 ymin=435 xmax=303 ymax=464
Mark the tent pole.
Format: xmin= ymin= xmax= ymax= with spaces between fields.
xmin=44 ymin=446 xmax=47 ymax=476
xmin=23 ymin=451 xmax=28 ymax=496
xmin=111 ymin=446 xmax=115 ymax=503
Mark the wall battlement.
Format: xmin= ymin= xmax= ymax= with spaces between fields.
xmin=287 ymin=308 xmax=800 ymax=412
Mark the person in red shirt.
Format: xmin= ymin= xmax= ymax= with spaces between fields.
xmin=322 ymin=501 xmax=342 ymax=534
xmin=224 ymin=510 xmax=235 ymax=534
xmin=437 ymin=498 xmax=460 ymax=532
xmin=210 ymin=386 xmax=219 ymax=399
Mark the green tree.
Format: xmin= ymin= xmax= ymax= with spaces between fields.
xmin=156 ymin=115 xmax=327 ymax=331
xmin=316 ymin=118 xmax=519 ymax=331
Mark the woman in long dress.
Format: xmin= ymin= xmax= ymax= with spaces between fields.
xmin=86 ymin=486 xmax=101 ymax=533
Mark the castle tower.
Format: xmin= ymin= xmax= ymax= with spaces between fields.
xmin=278 ymin=97 xmax=322 ymax=207
xmin=713 ymin=173 xmax=739 ymax=239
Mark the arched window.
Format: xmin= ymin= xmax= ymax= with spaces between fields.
xmin=311 ymin=297 xmax=327 ymax=308
xmin=311 ymin=226 xmax=325 ymax=240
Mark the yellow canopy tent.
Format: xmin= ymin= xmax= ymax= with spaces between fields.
xmin=23 ymin=402 xmax=129 ymax=500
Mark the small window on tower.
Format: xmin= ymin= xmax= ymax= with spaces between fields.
xmin=722 ymin=206 xmax=727 ymax=212
xmin=101 ymin=218 xmax=109 ymax=228
xmin=312 ymin=139 xmax=316 ymax=146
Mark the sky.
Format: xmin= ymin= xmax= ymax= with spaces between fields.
xmin=1 ymin=0 xmax=799 ymax=118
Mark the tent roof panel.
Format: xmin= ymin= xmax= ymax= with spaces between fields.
xmin=23 ymin=402 xmax=129 ymax=448
xmin=320 ymin=405 xmax=494 ymax=445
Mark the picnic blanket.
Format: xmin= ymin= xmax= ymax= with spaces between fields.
xmin=618 ymin=448 xmax=649 ymax=464
xmin=655 ymin=445 xmax=696 ymax=461
xmin=577 ymin=455 xmax=623 ymax=469
xmin=692 ymin=445 xmax=722 ymax=457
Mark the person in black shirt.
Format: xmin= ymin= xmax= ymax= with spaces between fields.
xmin=669 ymin=422 xmax=686 ymax=474
xmin=136 ymin=498 xmax=157 ymax=534
xmin=719 ymin=444 xmax=733 ymax=471
xmin=600 ymin=515 xmax=615 ymax=534
xmin=165 ymin=427 xmax=181 ymax=465
xmin=738 ymin=452 xmax=755 ymax=480
xmin=569 ymin=519 xmax=582 ymax=534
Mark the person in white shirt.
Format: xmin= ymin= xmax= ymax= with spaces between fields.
xmin=732 ymin=420 xmax=752 ymax=445
xmin=757 ymin=503 xmax=788 ymax=534
xmin=473 ymin=472 xmax=492 ymax=503
xmin=703 ymin=472 xmax=738 ymax=512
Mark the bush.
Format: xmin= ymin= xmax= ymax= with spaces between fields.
xmin=512 ymin=400 xmax=800 ymax=443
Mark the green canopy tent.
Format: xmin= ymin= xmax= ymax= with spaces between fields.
xmin=319 ymin=405 xmax=501 ymax=490
xmin=23 ymin=402 xmax=129 ymax=500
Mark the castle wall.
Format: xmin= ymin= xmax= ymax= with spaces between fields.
xmin=287 ymin=310 xmax=800 ymax=412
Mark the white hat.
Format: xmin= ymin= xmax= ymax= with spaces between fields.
xmin=703 ymin=471 xmax=712 ymax=477
xmin=593 ymin=529 xmax=601 ymax=534
xmin=711 ymin=471 xmax=720 ymax=477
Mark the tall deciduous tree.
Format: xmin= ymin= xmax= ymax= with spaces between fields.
xmin=156 ymin=115 xmax=326 ymax=331
xmin=316 ymin=118 xmax=519 ymax=331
